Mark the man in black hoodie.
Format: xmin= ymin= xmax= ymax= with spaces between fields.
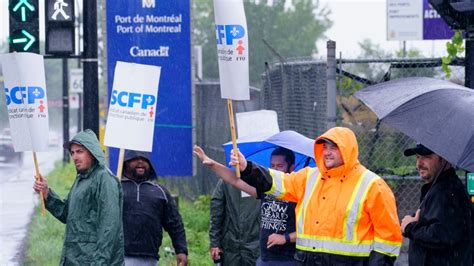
xmin=401 ymin=144 xmax=471 ymax=265
xmin=122 ymin=150 xmax=188 ymax=265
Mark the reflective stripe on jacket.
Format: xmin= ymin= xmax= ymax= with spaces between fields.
xmin=242 ymin=127 xmax=402 ymax=262
xmin=268 ymin=167 xmax=400 ymax=257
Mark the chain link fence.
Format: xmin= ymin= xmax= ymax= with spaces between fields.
xmin=336 ymin=56 xmax=465 ymax=219
xmin=258 ymin=54 xmax=467 ymax=220
xmin=161 ymin=48 xmax=467 ymax=221
xmin=262 ymin=59 xmax=328 ymax=139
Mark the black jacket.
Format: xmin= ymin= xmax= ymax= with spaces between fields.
xmin=122 ymin=150 xmax=187 ymax=260
xmin=404 ymin=168 xmax=471 ymax=265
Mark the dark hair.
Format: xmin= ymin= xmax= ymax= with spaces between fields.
xmin=271 ymin=147 xmax=296 ymax=166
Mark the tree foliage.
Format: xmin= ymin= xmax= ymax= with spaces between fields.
xmin=193 ymin=0 xmax=332 ymax=86
xmin=441 ymin=30 xmax=464 ymax=79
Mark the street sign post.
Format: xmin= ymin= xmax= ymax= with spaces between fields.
xmin=106 ymin=0 xmax=192 ymax=176
xmin=9 ymin=0 xmax=39 ymax=53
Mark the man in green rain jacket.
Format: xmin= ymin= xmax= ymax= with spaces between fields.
xmin=33 ymin=129 xmax=124 ymax=265
xmin=209 ymin=180 xmax=261 ymax=265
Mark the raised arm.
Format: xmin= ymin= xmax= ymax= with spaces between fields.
xmin=229 ymin=148 xmax=308 ymax=203
xmin=193 ymin=145 xmax=257 ymax=198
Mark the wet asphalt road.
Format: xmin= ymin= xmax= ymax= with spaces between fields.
xmin=0 ymin=148 xmax=62 ymax=265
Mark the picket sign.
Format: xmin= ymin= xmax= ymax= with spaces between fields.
xmin=103 ymin=61 xmax=161 ymax=178
xmin=214 ymin=0 xmax=250 ymax=177
xmin=1 ymin=52 xmax=50 ymax=215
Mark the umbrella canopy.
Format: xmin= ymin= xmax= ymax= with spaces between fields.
xmin=354 ymin=77 xmax=474 ymax=172
xmin=223 ymin=130 xmax=316 ymax=171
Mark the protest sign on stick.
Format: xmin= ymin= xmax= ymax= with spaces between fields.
xmin=1 ymin=52 xmax=49 ymax=215
xmin=214 ymin=0 xmax=250 ymax=177
xmin=104 ymin=61 xmax=161 ymax=178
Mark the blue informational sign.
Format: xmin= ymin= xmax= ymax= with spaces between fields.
xmin=106 ymin=0 xmax=191 ymax=176
xmin=423 ymin=0 xmax=456 ymax=40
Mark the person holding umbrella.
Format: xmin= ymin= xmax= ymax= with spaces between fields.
xmin=400 ymin=143 xmax=471 ymax=265
xmin=195 ymin=146 xmax=299 ymax=265
xmin=229 ymin=127 xmax=403 ymax=265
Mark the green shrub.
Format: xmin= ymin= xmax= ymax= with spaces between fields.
xmin=159 ymin=195 xmax=212 ymax=266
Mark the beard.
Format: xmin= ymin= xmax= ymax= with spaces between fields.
xmin=131 ymin=168 xmax=151 ymax=181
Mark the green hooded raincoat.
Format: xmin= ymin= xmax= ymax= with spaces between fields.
xmin=45 ymin=129 xmax=124 ymax=265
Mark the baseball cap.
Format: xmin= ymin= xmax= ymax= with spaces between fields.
xmin=316 ymin=138 xmax=337 ymax=145
xmin=404 ymin=143 xmax=434 ymax=157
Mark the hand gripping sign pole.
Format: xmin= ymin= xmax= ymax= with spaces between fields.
xmin=1 ymin=52 xmax=50 ymax=216
xmin=116 ymin=148 xmax=126 ymax=179
xmin=227 ymin=99 xmax=239 ymax=176
xmin=214 ymin=0 xmax=250 ymax=177
xmin=104 ymin=61 xmax=161 ymax=179
xmin=33 ymin=152 xmax=46 ymax=215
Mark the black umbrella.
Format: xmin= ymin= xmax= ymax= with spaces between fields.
xmin=354 ymin=77 xmax=474 ymax=172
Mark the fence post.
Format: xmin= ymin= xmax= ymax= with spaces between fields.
xmin=465 ymin=30 xmax=474 ymax=90
xmin=326 ymin=40 xmax=337 ymax=129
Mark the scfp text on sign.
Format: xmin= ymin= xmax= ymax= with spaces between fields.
xmin=110 ymin=89 xmax=156 ymax=110
xmin=4 ymin=86 xmax=45 ymax=105
xmin=215 ymin=24 xmax=245 ymax=45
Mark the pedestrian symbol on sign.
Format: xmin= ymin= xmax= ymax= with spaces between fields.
xmin=51 ymin=0 xmax=70 ymax=20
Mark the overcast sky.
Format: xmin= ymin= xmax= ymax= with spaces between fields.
xmin=0 ymin=0 xmax=450 ymax=57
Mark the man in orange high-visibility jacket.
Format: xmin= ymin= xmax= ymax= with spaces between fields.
xmin=231 ymin=127 xmax=403 ymax=265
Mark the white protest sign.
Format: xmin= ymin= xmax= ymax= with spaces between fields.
xmin=1 ymin=53 xmax=49 ymax=152
xmin=236 ymin=110 xmax=279 ymax=138
xmin=104 ymin=61 xmax=161 ymax=152
xmin=214 ymin=0 xmax=249 ymax=100
xmin=236 ymin=109 xmax=279 ymax=197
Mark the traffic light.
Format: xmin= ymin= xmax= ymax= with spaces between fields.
xmin=8 ymin=0 xmax=39 ymax=53
xmin=45 ymin=0 xmax=75 ymax=55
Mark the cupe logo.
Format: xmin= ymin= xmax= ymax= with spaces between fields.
xmin=5 ymin=86 xmax=45 ymax=106
xmin=110 ymin=89 xmax=156 ymax=109
xmin=215 ymin=24 xmax=246 ymax=45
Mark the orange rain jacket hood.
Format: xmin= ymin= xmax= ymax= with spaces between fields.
xmin=314 ymin=127 xmax=366 ymax=179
